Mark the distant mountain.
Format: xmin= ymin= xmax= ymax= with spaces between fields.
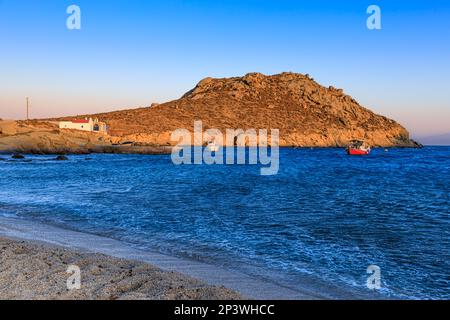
xmin=417 ymin=133 xmax=450 ymax=146
xmin=56 ymin=72 xmax=420 ymax=147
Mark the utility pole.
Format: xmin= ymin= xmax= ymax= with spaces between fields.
xmin=26 ymin=97 xmax=29 ymax=120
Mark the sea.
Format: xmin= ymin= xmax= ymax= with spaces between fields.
xmin=0 ymin=147 xmax=449 ymax=299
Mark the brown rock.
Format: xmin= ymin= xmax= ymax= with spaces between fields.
xmin=50 ymin=72 xmax=418 ymax=148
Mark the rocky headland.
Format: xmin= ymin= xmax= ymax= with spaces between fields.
xmin=59 ymin=72 xmax=420 ymax=148
xmin=1 ymin=72 xmax=421 ymax=154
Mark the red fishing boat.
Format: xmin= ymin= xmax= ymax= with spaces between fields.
xmin=347 ymin=140 xmax=371 ymax=155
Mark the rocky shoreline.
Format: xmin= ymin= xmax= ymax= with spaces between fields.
xmin=0 ymin=120 xmax=420 ymax=157
xmin=0 ymin=120 xmax=172 ymax=155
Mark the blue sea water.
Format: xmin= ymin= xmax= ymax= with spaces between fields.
xmin=0 ymin=147 xmax=449 ymax=299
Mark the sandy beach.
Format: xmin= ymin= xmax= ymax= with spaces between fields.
xmin=0 ymin=216 xmax=318 ymax=300
xmin=0 ymin=236 xmax=242 ymax=300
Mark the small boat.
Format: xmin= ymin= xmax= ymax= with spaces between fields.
xmin=207 ymin=141 xmax=220 ymax=152
xmin=347 ymin=140 xmax=371 ymax=155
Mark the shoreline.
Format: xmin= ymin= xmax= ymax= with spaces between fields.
xmin=0 ymin=145 xmax=425 ymax=157
xmin=0 ymin=216 xmax=321 ymax=300
xmin=0 ymin=145 xmax=173 ymax=156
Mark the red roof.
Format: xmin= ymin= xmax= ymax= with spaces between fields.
xmin=70 ymin=119 xmax=90 ymax=124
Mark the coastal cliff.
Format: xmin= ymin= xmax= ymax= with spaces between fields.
xmin=69 ymin=72 xmax=420 ymax=148
xmin=1 ymin=72 xmax=420 ymax=154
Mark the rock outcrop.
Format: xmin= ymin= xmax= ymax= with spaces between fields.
xmin=3 ymin=72 xmax=419 ymax=152
xmin=0 ymin=120 xmax=171 ymax=155
xmin=69 ymin=72 xmax=419 ymax=147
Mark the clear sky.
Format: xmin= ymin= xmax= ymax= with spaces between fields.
xmin=1 ymin=0 xmax=449 ymax=137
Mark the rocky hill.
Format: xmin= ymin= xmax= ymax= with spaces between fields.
xmin=59 ymin=72 xmax=419 ymax=147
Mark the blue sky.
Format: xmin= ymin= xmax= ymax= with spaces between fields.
xmin=0 ymin=0 xmax=449 ymax=136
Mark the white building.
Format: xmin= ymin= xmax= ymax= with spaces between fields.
xmin=59 ymin=118 xmax=108 ymax=133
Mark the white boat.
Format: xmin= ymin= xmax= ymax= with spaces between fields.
xmin=207 ymin=141 xmax=220 ymax=152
